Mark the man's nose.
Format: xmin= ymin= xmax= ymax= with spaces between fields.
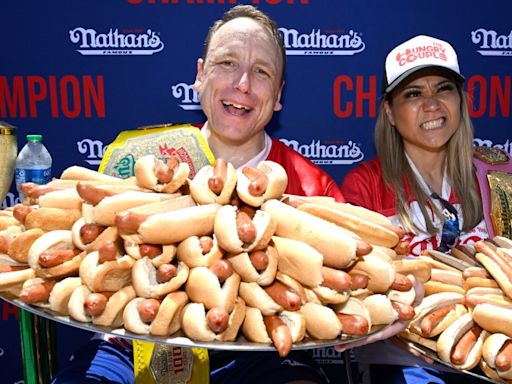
xmin=234 ymin=71 xmax=250 ymax=93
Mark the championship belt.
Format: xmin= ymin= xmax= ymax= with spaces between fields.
xmin=473 ymin=146 xmax=512 ymax=239
xmin=99 ymin=123 xmax=214 ymax=383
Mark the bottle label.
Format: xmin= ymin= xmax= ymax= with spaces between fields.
xmin=15 ymin=168 xmax=51 ymax=187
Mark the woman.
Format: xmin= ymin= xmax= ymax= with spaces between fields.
xmin=340 ymin=35 xmax=490 ymax=383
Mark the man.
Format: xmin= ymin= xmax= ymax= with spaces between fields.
xmin=51 ymin=5 xmax=411 ymax=383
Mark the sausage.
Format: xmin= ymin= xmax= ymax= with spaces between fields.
xmin=450 ymin=325 xmax=482 ymax=365
xmin=139 ymin=243 xmax=162 ymax=258
xmin=209 ymin=260 xmax=234 ymax=283
xmin=137 ymin=298 xmax=160 ymax=323
xmin=249 ymin=250 xmax=269 ymax=271
xmin=98 ymin=241 xmax=118 ymax=263
xmin=390 ymin=273 xmax=413 ymax=292
xmin=242 ymin=166 xmax=269 ymax=197
xmin=80 ymin=223 xmax=105 ymax=245
xmin=84 ymin=292 xmax=113 ymax=317
xmin=38 ymin=248 xmax=80 ymax=268
xmin=206 ymin=307 xmax=229 ymax=333
xmin=349 ymin=273 xmax=368 ymax=290
xmin=115 ymin=211 xmax=149 ymax=234
xmin=383 ymin=224 xmax=405 ymax=239
xmin=335 ymin=313 xmax=369 ymax=336
xmin=156 ymin=264 xmax=177 ymax=283
xmin=496 ymin=339 xmax=512 ymax=371
xmin=238 ymin=205 xmax=256 ymax=219
xmin=420 ymin=304 xmax=456 ymax=335
xmin=76 ymin=182 xmax=117 ymax=206
xmin=263 ymin=281 xmax=301 ymax=311
xmin=475 ymin=241 xmax=512 ymax=281
xmin=462 ymin=268 xmax=490 ymax=279
xmin=0 ymin=265 xmax=30 ymax=273
xmin=236 ymin=211 xmax=256 ymax=244
xmin=208 ymin=159 xmax=228 ymax=195
xmin=391 ymin=301 xmax=415 ymax=321
xmin=355 ymin=240 xmax=372 ymax=256
xmin=20 ymin=183 xmax=64 ymax=199
xmin=263 ymin=315 xmax=292 ymax=358
xmin=394 ymin=241 xmax=410 ymax=256
xmin=198 ymin=236 xmax=214 ymax=254
xmin=321 ymin=266 xmax=352 ymax=292
xmin=13 ymin=204 xmax=33 ymax=223
xmin=18 ymin=280 xmax=56 ymax=304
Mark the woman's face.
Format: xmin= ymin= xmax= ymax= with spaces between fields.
xmin=385 ymin=71 xmax=461 ymax=156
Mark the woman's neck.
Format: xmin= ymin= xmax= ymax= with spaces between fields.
xmin=406 ymin=150 xmax=446 ymax=195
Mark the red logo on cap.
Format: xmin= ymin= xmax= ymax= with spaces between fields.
xmin=396 ymin=42 xmax=447 ymax=67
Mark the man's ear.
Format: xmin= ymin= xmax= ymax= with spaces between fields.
xmin=384 ymin=100 xmax=395 ymax=126
xmin=273 ymin=81 xmax=285 ymax=112
xmin=193 ymin=58 xmax=204 ymax=92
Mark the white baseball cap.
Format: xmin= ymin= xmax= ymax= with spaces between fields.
xmin=383 ymin=35 xmax=464 ymax=94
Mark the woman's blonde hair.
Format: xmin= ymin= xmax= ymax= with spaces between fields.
xmin=375 ymin=81 xmax=483 ymax=234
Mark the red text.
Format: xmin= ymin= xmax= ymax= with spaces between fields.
xmin=0 ymin=75 xmax=106 ymax=119
xmin=128 ymin=0 xmax=309 ymax=4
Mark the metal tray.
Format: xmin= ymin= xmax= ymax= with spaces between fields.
xmin=2 ymin=293 xmax=385 ymax=351
xmin=404 ymin=340 xmax=502 ymax=384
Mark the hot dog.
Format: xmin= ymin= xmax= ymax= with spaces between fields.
xmin=131 ymin=256 xmax=189 ymax=299
xmin=362 ymin=294 xmax=399 ymax=326
xmin=462 ymin=287 xmax=512 ymax=310
xmin=239 ymin=272 xmax=306 ymax=316
xmin=348 ymin=254 xmax=396 ymax=294
xmin=261 ymin=199 xmax=364 ymax=269
xmin=436 ymin=312 xmax=489 ymax=370
xmin=68 ymin=284 xmax=136 ymax=327
xmin=473 ymin=303 xmax=512 ymax=338
xmin=116 ymin=203 xmax=220 ymax=245
xmin=409 ymin=291 xmax=466 ymax=338
xmin=181 ymin=298 xmax=246 ymax=342
xmin=5 ymin=228 xmax=44 ymax=264
xmin=134 ymin=154 xmax=190 ymax=193
xmin=214 ymin=204 xmax=276 ymax=254
xmin=241 ymin=306 xmax=305 ymax=357
xmin=0 ymin=267 xmax=36 ymax=292
xmin=185 ymin=261 xmax=241 ymax=313
xmin=482 ymin=333 xmax=512 ymax=380
xmin=149 ymin=291 xmax=189 ymax=336
xmin=176 ymin=235 xmax=224 ymax=268
xmin=189 ymin=158 xmax=238 ymax=205
xmin=27 ymin=230 xmax=84 ymax=278
xmin=60 ymin=165 xmax=128 ymax=182
xmin=391 ymin=259 xmax=432 ymax=284
xmin=333 ymin=297 xmax=373 ymax=336
xmin=79 ymin=240 xmax=134 ymax=292
xmin=235 ymin=160 xmax=288 ymax=207
xmin=123 ymin=296 xmax=167 ymax=335
xmin=293 ymin=199 xmax=402 ymax=248
xmin=226 ymin=245 xmax=278 ymax=286
xmin=475 ymin=240 xmax=512 ymax=299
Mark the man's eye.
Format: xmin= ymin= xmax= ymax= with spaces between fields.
xmin=255 ymin=68 xmax=270 ymax=77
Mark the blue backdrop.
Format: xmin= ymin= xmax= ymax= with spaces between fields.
xmin=1 ymin=1 xmax=511 ymax=382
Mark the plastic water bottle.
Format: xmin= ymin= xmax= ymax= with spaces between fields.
xmin=15 ymin=134 xmax=52 ymax=201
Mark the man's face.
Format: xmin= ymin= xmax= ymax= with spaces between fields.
xmin=194 ymin=17 xmax=284 ymax=145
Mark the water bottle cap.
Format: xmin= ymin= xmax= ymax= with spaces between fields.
xmin=27 ymin=134 xmax=42 ymax=142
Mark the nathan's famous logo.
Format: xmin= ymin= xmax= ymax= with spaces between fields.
xmin=171 ymin=82 xmax=201 ymax=110
xmin=279 ymin=138 xmax=364 ymax=165
xmin=279 ymin=27 xmax=365 ymax=56
xmin=69 ymin=27 xmax=164 ymax=55
xmin=471 ymin=28 xmax=512 ymax=56
xmin=77 ymin=138 xmax=107 ymax=166
xmin=474 ymin=137 xmax=512 ymax=156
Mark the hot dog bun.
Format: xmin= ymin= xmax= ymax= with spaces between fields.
xmin=60 ymin=165 xmax=126 ymax=182
xmin=24 ymin=207 xmax=82 ymax=231
xmin=300 ymin=302 xmax=342 ymax=340
xmin=472 ymin=303 xmax=512 ymax=337
xmin=79 ymin=249 xmax=135 ymax=292
xmin=348 ymin=254 xmax=396 ymax=294
xmin=482 ymin=333 xmax=512 ymax=380
xmin=362 ymin=294 xmax=398 ymax=325
xmin=226 ymin=245 xmax=278 ymax=286
xmin=436 ymin=312 xmax=489 ymax=370
xmin=176 ymin=235 xmax=224 ymax=268
xmin=28 ymin=230 xmax=83 ymax=278
xmin=189 ymin=159 xmax=238 ymax=205
xmin=48 ymin=276 xmax=82 ymax=315
xmin=261 ymin=199 xmax=360 ymax=269
xmin=214 ymin=205 xmax=276 ymax=254
xmin=7 ymin=228 xmax=45 ymax=264
xmin=134 ymin=154 xmax=190 ymax=193
xmin=132 ymin=257 xmax=189 ymax=298
xmin=236 ymin=160 xmax=288 ymax=207
xmin=149 ymin=291 xmax=189 ymax=336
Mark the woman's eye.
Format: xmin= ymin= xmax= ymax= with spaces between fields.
xmin=404 ymin=89 xmax=421 ymax=98
xmin=438 ymin=82 xmax=455 ymax=92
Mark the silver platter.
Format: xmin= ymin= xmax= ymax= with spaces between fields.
xmin=3 ymin=293 xmax=384 ymax=351
xmin=404 ymin=341 xmax=501 ymax=384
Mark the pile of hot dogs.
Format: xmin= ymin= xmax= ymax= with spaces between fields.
xmin=0 ymin=155 xmax=426 ymax=357
xmin=399 ymin=239 xmax=512 ymax=383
